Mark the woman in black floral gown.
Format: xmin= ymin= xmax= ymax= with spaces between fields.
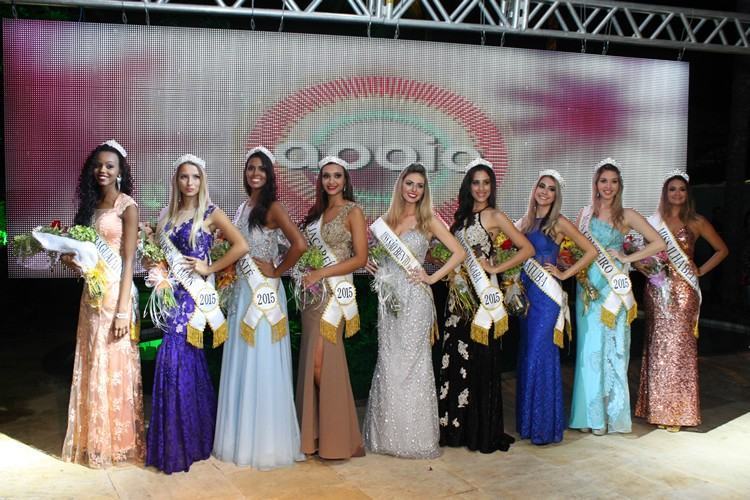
xmin=437 ymin=159 xmax=533 ymax=453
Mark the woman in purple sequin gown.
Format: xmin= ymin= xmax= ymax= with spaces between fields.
xmin=146 ymin=155 xmax=248 ymax=474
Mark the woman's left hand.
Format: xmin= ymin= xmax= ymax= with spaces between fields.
xmin=409 ymin=267 xmax=432 ymax=285
xmin=253 ymin=258 xmax=277 ymax=278
xmin=544 ymin=263 xmax=565 ymax=280
xmin=113 ymin=316 xmax=130 ymax=338
xmin=303 ymin=269 xmax=324 ymax=289
xmin=608 ymin=249 xmax=629 ymax=264
xmin=185 ymin=256 xmax=211 ymax=276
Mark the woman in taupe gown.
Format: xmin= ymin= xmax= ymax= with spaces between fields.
xmin=296 ymin=156 xmax=367 ymax=459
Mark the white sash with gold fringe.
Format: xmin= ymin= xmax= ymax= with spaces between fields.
xmin=370 ymin=217 xmax=438 ymax=343
xmin=579 ymin=205 xmax=637 ymax=328
xmin=456 ymin=228 xmax=508 ymax=345
xmin=523 ymin=258 xmax=571 ymax=348
xmin=306 ymin=216 xmax=359 ymax=344
xmin=159 ymin=230 xmax=227 ymax=348
xmin=648 ymin=213 xmax=701 ymax=337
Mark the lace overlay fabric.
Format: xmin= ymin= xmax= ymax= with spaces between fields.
xmin=62 ymin=194 xmax=145 ymax=468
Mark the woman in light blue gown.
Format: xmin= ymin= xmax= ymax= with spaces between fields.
xmin=213 ymin=147 xmax=307 ymax=469
xmin=569 ymin=159 xmax=664 ymax=435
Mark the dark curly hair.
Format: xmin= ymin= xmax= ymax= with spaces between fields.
xmin=244 ymin=152 xmax=278 ymax=231
xmin=450 ymin=163 xmax=497 ymax=233
xmin=74 ymin=144 xmax=133 ymax=226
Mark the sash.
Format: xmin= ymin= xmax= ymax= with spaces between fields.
xmin=523 ymin=258 xmax=571 ymax=348
xmin=232 ymin=200 xmax=287 ymax=345
xmin=579 ymin=206 xmax=637 ymax=328
xmin=648 ymin=213 xmax=702 ymax=337
xmin=370 ymin=217 xmax=438 ymax=344
xmin=159 ymin=230 xmax=227 ymax=348
xmin=306 ymin=216 xmax=359 ymax=344
xmin=93 ymin=233 xmax=140 ymax=342
xmin=456 ymin=228 xmax=508 ymax=345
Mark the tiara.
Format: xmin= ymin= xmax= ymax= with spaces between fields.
xmin=173 ymin=153 xmax=206 ymax=171
xmin=593 ymin=157 xmax=621 ymax=171
xmin=465 ymin=157 xmax=492 ymax=173
xmin=245 ymin=146 xmax=276 ymax=165
xmin=101 ymin=139 xmax=127 ymax=158
xmin=318 ymin=155 xmax=349 ymax=170
xmin=664 ymin=169 xmax=689 ymax=183
xmin=538 ymin=169 xmax=565 ymax=189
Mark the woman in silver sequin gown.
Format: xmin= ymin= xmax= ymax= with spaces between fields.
xmin=364 ymin=163 xmax=466 ymax=459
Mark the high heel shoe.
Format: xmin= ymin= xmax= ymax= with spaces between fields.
xmin=666 ymin=426 xmax=681 ymax=433
xmin=592 ymin=428 xmax=606 ymax=436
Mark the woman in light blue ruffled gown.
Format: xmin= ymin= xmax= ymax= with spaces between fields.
xmin=569 ymin=160 xmax=664 ymax=435
xmin=213 ymin=147 xmax=307 ymax=469
xmin=516 ymin=170 xmax=595 ymax=445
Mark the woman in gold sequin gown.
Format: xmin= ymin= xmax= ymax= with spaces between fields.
xmin=296 ymin=157 xmax=368 ymax=459
xmin=635 ymin=172 xmax=728 ymax=431
xmin=61 ymin=141 xmax=144 ymax=468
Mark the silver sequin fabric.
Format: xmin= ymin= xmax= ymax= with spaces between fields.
xmin=363 ymin=230 xmax=441 ymax=459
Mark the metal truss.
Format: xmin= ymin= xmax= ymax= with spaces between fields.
xmin=3 ymin=0 xmax=750 ymax=55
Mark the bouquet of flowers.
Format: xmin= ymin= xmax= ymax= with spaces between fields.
xmin=138 ymin=223 xmax=176 ymax=328
xmin=368 ymin=235 xmax=402 ymax=317
xmin=558 ymin=237 xmax=599 ymax=311
xmin=13 ymin=220 xmax=107 ymax=305
xmin=209 ymin=232 xmax=238 ymax=311
xmin=291 ymin=245 xmax=326 ymax=310
xmin=494 ymin=232 xmax=527 ymax=317
xmin=624 ymin=232 xmax=670 ymax=305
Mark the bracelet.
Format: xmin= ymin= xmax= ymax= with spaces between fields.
xmin=115 ymin=312 xmax=128 ymax=320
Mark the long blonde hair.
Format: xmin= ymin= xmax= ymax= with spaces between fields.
xmin=659 ymin=176 xmax=697 ymax=224
xmin=592 ymin=163 xmax=625 ymax=230
xmin=158 ymin=160 xmax=211 ymax=248
xmin=520 ymin=175 xmax=563 ymax=238
xmin=384 ymin=163 xmax=434 ymax=235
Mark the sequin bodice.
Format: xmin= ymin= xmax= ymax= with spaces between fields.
xmin=235 ymin=203 xmax=283 ymax=263
xmin=674 ymin=226 xmax=696 ymax=260
xmin=318 ymin=202 xmax=356 ymax=261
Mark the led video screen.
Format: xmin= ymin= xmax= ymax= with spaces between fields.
xmin=4 ymin=19 xmax=688 ymax=277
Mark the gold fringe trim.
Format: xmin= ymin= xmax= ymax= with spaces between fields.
xmin=553 ymin=328 xmax=564 ymax=349
xmin=430 ymin=320 xmax=439 ymax=346
xmin=130 ymin=320 xmax=141 ymax=343
xmin=494 ymin=315 xmax=509 ymax=339
xmin=271 ymin=320 xmax=288 ymax=343
xmin=345 ymin=314 xmax=360 ymax=338
xmin=470 ymin=323 xmax=489 ymax=346
xmin=626 ymin=303 xmax=638 ymax=325
xmin=320 ymin=318 xmax=339 ymax=345
xmin=601 ymin=307 xmax=617 ymax=329
xmin=212 ymin=322 xmax=228 ymax=348
xmin=241 ymin=321 xmax=256 ymax=346
xmin=693 ymin=321 xmax=699 ymax=338
xmin=566 ymin=318 xmax=573 ymax=342
xmin=187 ymin=324 xmax=204 ymax=349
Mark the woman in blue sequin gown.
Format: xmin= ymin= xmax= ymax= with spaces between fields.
xmin=146 ymin=155 xmax=248 ymax=474
xmin=569 ymin=160 xmax=664 ymax=435
xmin=516 ymin=171 xmax=595 ymax=445
xmin=213 ymin=148 xmax=307 ymax=469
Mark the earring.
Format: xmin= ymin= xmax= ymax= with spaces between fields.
xmin=596 ymin=192 xmax=601 ymax=198
xmin=116 ymin=175 xmax=122 ymax=191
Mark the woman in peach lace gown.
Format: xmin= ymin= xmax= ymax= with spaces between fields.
xmin=61 ymin=141 xmax=145 ymax=467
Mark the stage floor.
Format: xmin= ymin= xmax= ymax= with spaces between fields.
xmin=1 ymin=331 xmax=748 ymax=498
